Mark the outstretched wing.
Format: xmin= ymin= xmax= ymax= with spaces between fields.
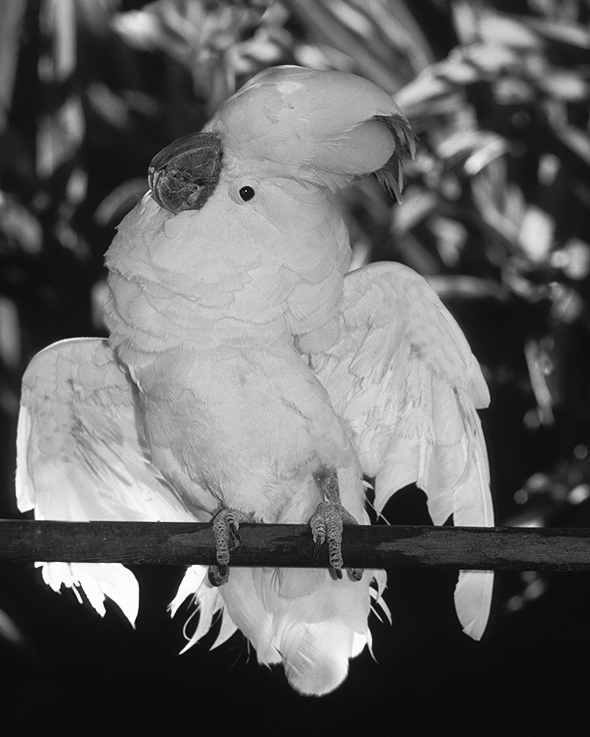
xmin=16 ymin=337 xmax=199 ymax=624
xmin=310 ymin=261 xmax=493 ymax=639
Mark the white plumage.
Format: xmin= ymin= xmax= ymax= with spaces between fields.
xmin=16 ymin=66 xmax=493 ymax=695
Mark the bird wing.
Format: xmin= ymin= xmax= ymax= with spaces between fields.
xmin=309 ymin=261 xmax=493 ymax=639
xmin=16 ymin=337 xmax=200 ymax=625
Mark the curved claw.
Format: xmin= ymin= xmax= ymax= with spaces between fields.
xmin=311 ymin=467 xmax=364 ymax=582
xmin=208 ymin=563 xmax=229 ymax=587
xmin=209 ymin=508 xmax=252 ymax=585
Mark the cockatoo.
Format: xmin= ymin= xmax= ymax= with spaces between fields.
xmin=16 ymin=66 xmax=493 ymax=696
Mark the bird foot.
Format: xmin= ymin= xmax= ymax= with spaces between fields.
xmin=208 ymin=563 xmax=229 ymax=587
xmin=208 ymin=508 xmax=252 ymax=587
xmin=310 ymin=468 xmax=363 ymax=582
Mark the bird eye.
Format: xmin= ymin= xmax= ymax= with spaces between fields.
xmin=239 ymin=186 xmax=255 ymax=202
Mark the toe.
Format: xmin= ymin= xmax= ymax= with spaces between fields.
xmin=208 ymin=564 xmax=229 ymax=587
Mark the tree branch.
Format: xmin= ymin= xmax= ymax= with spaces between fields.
xmin=2 ymin=520 xmax=590 ymax=570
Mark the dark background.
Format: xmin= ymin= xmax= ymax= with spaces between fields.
xmin=2 ymin=1 xmax=590 ymax=733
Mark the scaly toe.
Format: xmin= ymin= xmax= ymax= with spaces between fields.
xmin=208 ymin=563 xmax=229 ymax=587
xmin=210 ymin=508 xmax=252 ymax=576
xmin=311 ymin=467 xmax=364 ymax=580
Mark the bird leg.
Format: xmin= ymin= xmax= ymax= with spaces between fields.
xmin=208 ymin=508 xmax=252 ymax=587
xmin=310 ymin=467 xmax=363 ymax=582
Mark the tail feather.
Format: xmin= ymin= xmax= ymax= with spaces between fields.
xmin=224 ymin=567 xmax=373 ymax=696
xmin=169 ymin=566 xmax=239 ymax=654
xmin=41 ymin=561 xmax=140 ymax=627
xmin=171 ymin=564 xmax=378 ymax=696
xmin=281 ymin=621 xmax=359 ymax=696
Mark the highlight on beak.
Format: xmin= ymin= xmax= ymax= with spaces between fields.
xmin=148 ymin=132 xmax=223 ymax=214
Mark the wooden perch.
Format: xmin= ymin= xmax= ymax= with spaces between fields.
xmin=2 ymin=520 xmax=590 ymax=570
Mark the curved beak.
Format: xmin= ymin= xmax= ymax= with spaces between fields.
xmin=148 ymin=132 xmax=223 ymax=214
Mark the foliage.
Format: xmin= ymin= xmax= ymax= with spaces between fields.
xmin=1 ymin=0 xmax=590 ymax=619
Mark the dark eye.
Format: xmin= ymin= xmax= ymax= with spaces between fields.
xmin=239 ymin=186 xmax=255 ymax=202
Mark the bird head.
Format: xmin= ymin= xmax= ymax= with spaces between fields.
xmin=105 ymin=66 xmax=415 ymax=351
xmin=148 ymin=65 xmax=415 ymax=215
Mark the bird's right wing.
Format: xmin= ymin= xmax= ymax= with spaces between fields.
xmin=16 ymin=337 xmax=199 ymax=625
xmin=310 ymin=261 xmax=493 ymax=640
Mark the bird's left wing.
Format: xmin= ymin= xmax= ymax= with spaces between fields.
xmin=309 ymin=261 xmax=493 ymax=639
xmin=16 ymin=337 xmax=200 ymax=625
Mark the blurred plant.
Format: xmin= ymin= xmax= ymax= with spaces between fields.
xmin=1 ymin=0 xmax=590 ymax=623
xmin=390 ymin=3 xmax=590 ymax=486
xmin=385 ymin=2 xmax=590 ymax=616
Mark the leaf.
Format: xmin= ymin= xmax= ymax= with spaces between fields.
xmin=0 ymin=193 xmax=43 ymax=254
xmin=521 ymin=16 xmax=590 ymax=51
xmin=94 ymin=179 xmax=149 ymax=228
xmin=536 ymin=70 xmax=589 ymax=101
xmin=436 ymin=129 xmax=509 ymax=177
xmin=393 ymin=188 xmax=438 ymax=234
xmin=463 ymin=44 xmax=520 ymax=76
xmin=0 ymin=0 xmax=26 ymax=133
xmin=551 ymin=239 xmax=590 ymax=280
xmin=479 ymin=12 xmax=542 ymax=50
xmin=518 ymin=206 xmax=555 ymax=263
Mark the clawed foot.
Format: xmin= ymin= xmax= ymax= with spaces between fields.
xmin=310 ymin=468 xmax=363 ymax=582
xmin=208 ymin=508 xmax=252 ymax=587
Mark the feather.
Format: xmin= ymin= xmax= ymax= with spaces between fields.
xmin=211 ymin=566 xmax=375 ymax=695
xmin=41 ymin=562 xmax=140 ymax=627
xmin=373 ymin=113 xmax=417 ymax=202
xmin=16 ymin=66 xmax=493 ymax=694
xmin=310 ymin=261 xmax=494 ymax=638
xmin=169 ymin=566 xmax=238 ymax=654
xmin=16 ymin=338 xmax=199 ymax=624
xmin=207 ymin=65 xmax=415 ymax=192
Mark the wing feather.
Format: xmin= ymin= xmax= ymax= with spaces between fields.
xmin=310 ymin=262 xmax=494 ymax=639
xmin=16 ymin=337 xmax=200 ymax=625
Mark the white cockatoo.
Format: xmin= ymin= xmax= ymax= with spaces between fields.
xmin=16 ymin=66 xmax=493 ymax=696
